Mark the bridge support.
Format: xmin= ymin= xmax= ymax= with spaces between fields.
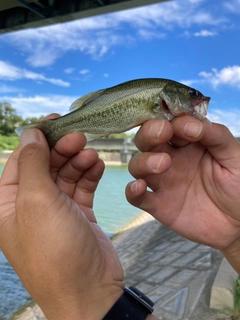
xmin=120 ymin=138 xmax=133 ymax=164
xmin=120 ymin=149 xmax=133 ymax=164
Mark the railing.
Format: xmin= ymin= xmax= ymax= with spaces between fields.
xmin=86 ymin=138 xmax=137 ymax=163
xmin=86 ymin=138 xmax=137 ymax=151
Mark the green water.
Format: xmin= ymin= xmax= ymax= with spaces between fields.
xmin=0 ymin=163 xmax=4 ymax=176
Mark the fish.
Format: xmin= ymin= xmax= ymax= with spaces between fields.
xmin=15 ymin=78 xmax=210 ymax=147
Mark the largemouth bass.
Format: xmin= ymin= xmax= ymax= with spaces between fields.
xmin=16 ymin=78 xmax=210 ymax=147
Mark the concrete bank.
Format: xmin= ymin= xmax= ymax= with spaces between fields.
xmin=11 ymin=213 xmax=237 ymax=320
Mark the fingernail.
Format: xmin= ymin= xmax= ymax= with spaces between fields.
xmin=130 ymin=181 xmax=138 ymax=193
xmin=148 ymin=154 xmax=164 ymax=172
xmin=20 ymin=129 xmax=40 ymax=149
xmin=149 ymin=122 xmax=164 ymax=139
xmin=183 ymin=121 xmax=203 ymax=138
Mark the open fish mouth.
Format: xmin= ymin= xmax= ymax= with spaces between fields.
xmin=193 ymin=97 xmax=210 ymax=120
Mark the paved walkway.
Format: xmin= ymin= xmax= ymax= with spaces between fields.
xmin=13 ymin=213 xmax=232 ymax=320
xmin=112 ymin=213 xmax=228 ymax=320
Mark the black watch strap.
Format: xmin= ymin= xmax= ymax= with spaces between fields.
xmin=102 ymin=286 xmax=154 ymax=320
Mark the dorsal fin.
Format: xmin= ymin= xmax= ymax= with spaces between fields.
xmin=69 ymin=89 xmax=105 ymax=111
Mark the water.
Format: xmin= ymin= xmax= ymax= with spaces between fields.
xmin=0 ymin=163 xmax=141 ymax=319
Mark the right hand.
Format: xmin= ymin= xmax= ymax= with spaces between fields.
xmin=126 ymin=117 xmax=240 ymax=272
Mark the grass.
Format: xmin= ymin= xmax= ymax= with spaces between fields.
xmin=233 ymin=275 xmax=240 ymax=317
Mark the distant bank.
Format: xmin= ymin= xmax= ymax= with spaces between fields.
xmin=0 ymin=151 xmax=127 ymax=165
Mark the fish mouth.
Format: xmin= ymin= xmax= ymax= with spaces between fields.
xmin=193 ymin=97 xmax=210 ymax=120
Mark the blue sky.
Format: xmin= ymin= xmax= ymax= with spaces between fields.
xmin=1 ymin=0 xmax=240 ymax=135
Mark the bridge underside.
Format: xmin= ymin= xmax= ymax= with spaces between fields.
xmin=0 ymin=0 xmax=169 ymax=34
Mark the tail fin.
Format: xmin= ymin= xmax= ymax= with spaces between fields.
xmin=15 ymin=120 xmax=48 ymax=137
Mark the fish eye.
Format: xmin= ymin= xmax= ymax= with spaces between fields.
xmin=188 ymin=89 xmax=199 ymax=97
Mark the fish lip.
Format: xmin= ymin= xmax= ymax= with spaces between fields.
xmin=193 ymin=97 xmax=210 ymax=120
xmin=194 ymin=96 xmax=211 ymax=106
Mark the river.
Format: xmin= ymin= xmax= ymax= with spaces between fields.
xmin=0 ymin=163 xmax=141 ymax=320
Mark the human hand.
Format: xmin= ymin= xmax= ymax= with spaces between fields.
xmin=126 ymin=117 xmax=240 ymax=272
xmin=0 ymin=117 xmax=124 ymax=320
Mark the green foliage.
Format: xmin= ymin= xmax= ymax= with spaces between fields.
xmin=0 ymin=101 xmax=45 ymax=150
xmin=21 ymin=115 xmax=45 ymax=126
xmin=108 ymin=132 xmax=135 ymax=139
xmin=0 ymin=135 xmax=20 ymax=151
xmin=234 ymin=275 xmax=240 ymax=315
xmin=0 ymin=101 xmax=45 ymax=136
xmin=0 ymin=102 xmax=22 ymax=136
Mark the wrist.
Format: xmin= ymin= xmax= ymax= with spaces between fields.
xmin=102 ymin=286 xmax=155 ymax=320
xmin=39 ymin=284 xmax=124 ymax=320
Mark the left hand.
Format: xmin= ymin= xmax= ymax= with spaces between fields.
xmin=0 ymin=117 xmax=124 ymax=320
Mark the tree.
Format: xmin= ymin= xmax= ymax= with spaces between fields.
xmin=0 ymin=102 xmax=22 ymax=136
xmin=20 ymin=116 xmax=45 ymax=126
xmin=0 ymin=102 xmax=45 ymax=136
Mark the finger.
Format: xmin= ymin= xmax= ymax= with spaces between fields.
xmin=73 ymin=158 xmax=105 ymax=209
xmin=44 ymin=113 xmax=60 ymax=120
xmin=125 ymin=179 xmax=158 ymax=214
xmin=50 ymin=132 xmax=87 ymax=180
xmin=17 ymin=129 xmax=53 ymax=198
xmin=128 ymin=152 xmax=171 ymax=180
xmin=0 ymin=147 xmax=20 ymax=185
xmin=43 ymin=113 xmax=87 ymax=179
xmin=135 ymin=120 xmax=173 ymax=152
xmin=169 ymin=116 xmax=206 ymax=147
xmin=56 ymin=148 xmax=103 ymax=197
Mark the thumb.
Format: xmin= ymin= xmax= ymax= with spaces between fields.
xmin=18 ymin=129 xmax=51 ymax=193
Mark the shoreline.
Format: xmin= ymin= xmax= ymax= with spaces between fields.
xmin=0 ymin=160 xmax=127 ymax=166
xmin=0 ymin=152 xmax=128 ymax=166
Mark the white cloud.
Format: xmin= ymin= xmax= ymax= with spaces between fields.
xmin=64 ymin=67 xmax=75 ymax=74
xmin=103 ymin=73 xmax=109 ymax=78
xmin=194 ymin=30 xmax=217 ymax=37
xmin=137 ymin=29 xmax=166 ymax=40
xmin=199 ymin=65 xmax=240 ymax=88
xmin=1 ymin=0 xmax=225 ymax=67
xmin=79 ymin=69 xmax=90 ymax=75
xmin=0 ymin=95 xmax=78 ymax=119
xmin=208 ymin=109 xmax=240 ymax=137
xmin=223 ymin=0 xmax=240 ymax=13
xmin=0 ymin=60 xmax=70 ymax=87
xmin=180 ymin=79 xmax=203 ymax=87
xmin=0 ymin=84 xmax=24 ymax=93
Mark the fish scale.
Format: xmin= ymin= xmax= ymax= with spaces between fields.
xmin=15 ymin=78 xmax=210 ymax=147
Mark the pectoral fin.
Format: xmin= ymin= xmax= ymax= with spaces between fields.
xmin=85 ymin=132 xmax=108 ymax=141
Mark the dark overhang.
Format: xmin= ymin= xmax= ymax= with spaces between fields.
xmin=0 ymin=0 xmax=169 ymax=34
